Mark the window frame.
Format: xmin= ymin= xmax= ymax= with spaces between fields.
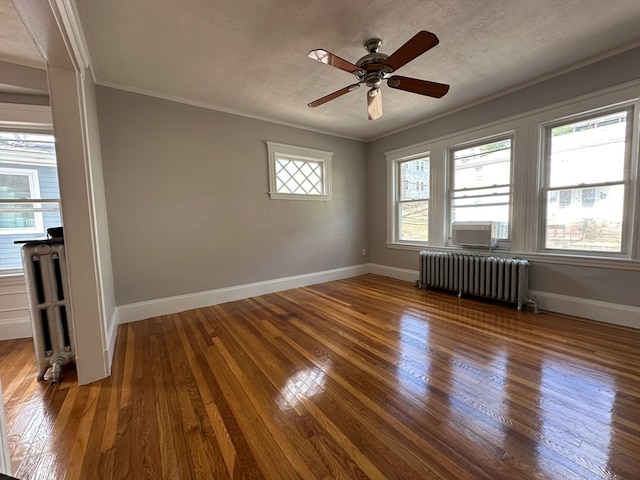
xmin=387 ymin=147 xmax=433 ymax=246
xmin=0 ymin=126 xmax=60 ymax=275
xmin=538 ymin=105 xmax=634 ymax=257
xmin=447 ymin=134 xmax=514 ymax=249
xmin=267 ymin=141 xmax=332 ymax=201
xmin=396 ymin=154 xmax=431 ymax=244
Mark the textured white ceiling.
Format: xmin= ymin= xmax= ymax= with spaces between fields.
xmin=3 ymin=0 xmax=640 ymax=140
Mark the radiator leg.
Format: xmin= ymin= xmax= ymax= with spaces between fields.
xmin=458 ymin=291 xmax=462 ymax=298
xmin=51 ymin=358 xmax=64 ymax=383
xmin=37 ymin=366 xmax=48 ymax=381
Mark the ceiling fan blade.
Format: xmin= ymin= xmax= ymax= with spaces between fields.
xmin=387 ymin=75 xmax=449 ymax=98
xmin=308 ymin=83 xmax=361 ymax=107
xmin=308 ymin=49 xmax=365 ymax=75
xmin=367 ymin=87 xmax=383 ymax=120
xmin=382 ymin=31 xmax=439 ymax=73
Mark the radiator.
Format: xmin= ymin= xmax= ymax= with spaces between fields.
xmin=21 ymin=242 xmax=75 ymax=383
xmin=418 ymin=251 xmax=529 ymax=310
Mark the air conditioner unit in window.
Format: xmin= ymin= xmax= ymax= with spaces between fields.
xmin=451 ymin=221 xmax=496 ymax=247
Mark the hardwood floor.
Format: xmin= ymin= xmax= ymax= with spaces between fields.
xmin=1 ymin=274 xmax=639 ymax=479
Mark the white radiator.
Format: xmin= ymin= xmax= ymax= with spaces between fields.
xmin=21 ymin=242 xmax=75 ymax=383
xmin=419 ymin=251 xmax=529 ymax=310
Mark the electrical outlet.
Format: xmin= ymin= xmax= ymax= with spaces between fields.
xmin=362 ymin=249 xmax=367 ymax=256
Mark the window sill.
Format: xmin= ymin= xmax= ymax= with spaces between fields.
xmin=0 ymin=271 xmax=25 ymax=284
xmin=386 ymin=242 xmax=640 ymax=271
xmin=268 ymin=192 xmax=332 ymax=201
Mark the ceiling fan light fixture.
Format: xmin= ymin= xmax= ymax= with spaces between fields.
xmin=367 ymin=87 xmax=383 ymax=120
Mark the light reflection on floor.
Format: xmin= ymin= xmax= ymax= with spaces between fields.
xmin=535 ymin=356 xmax=614 ymax=478
xmin=279 ymin=361 xmax=330 ymax=411
xmin=396 ymin=313 xmax=431 ymax=398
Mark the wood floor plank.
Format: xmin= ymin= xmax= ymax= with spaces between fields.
xmin=1 ymin=274 xmax=639 ymax=479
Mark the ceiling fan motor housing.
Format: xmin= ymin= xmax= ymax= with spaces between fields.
xmin=355 ymin=38 xmax=389 ymax=87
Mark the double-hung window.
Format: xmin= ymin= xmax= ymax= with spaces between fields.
xmin=541 ymin=108 xmax=632 ymax=254
xmin=396 ymin=156 xmax=430 ymax=242
xmin=449 ymin=136 xmax=513 ymax=242
xmin=0 ymin=131 xmax=61 ymax=271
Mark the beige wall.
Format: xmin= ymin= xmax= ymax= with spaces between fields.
xmin=366 ymin=47 xmax=640 ymax=309
xmin=96 ymin=87 xmax=367 ymax=305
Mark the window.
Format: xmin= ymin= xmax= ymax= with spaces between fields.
xmin=397 ymin=156 xmax=430 ymax=242
xmin=449 ymin=136 xmax=512 ymax=241
xmin=385 ymin=84 xmax=638 ymax=263
xmin=267 ymin=142 xmax=332 ymax=200
xmin=541 ymin=108 xmax=631 ymax=253
xmin=0 ymin=131 xmax=61 ymax=271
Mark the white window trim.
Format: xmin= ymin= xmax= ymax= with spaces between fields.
xmin=385 ymin=80 xmax=640 ymax=266
xmin=267 ymin=141 xmax=332 ymax=201
xmin=387 ymin=147 xmax=432 ymax=246
xmin=538 ymin=105 xmax=634 ymax=257
xmin=0 ymin=167 xmax=45 ymax=235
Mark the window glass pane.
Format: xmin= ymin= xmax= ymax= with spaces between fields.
xmin=548 ymin=111 xmax=626 ymax=187
xmin=544 ymin=185 xmax=624 ymax=252
xmin=0 ymin=172 xmax=32 ymax=199
xmin=275 ymin=158 xmax=323 ymax=195
xmin=399 ymin=200 xmax=428 ymax=241
xmin=400 ymin=157 xmax=429 ymax=201
xmin=453 ymin=139 xmax=511 ymax=190
xmin=452 ymin=204 xmax=509 ymax=225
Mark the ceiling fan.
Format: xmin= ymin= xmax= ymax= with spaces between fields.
xmin=307 ymin=31 xmax=449 ymax=120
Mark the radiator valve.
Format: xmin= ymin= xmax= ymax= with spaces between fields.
xmin=524 ymin=297 xmax=540 ymax=314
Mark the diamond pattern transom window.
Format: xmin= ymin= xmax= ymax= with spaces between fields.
xmin=267 ymin=142 xmax=332 ymax=200
xmin=275 ymin=158 xmax=323 ymax=195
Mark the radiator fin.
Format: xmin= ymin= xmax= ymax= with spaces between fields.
xmin=419 ymin=251 xmax=529 ymax=310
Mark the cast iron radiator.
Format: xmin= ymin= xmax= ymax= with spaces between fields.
xmin=21 ymin=242 xmax=75 ymax=382
xmin=418 ymin=251 xmax=530 ymax=310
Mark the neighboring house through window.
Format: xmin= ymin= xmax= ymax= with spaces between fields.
xmin=397 ymin=156 xmax=430 ymax=242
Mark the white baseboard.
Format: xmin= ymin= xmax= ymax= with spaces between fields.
xmin=0 ymin=318 xmax=32 ymax=340
xmin=117 ymin=264 xmax=370 ymax=324
xmin=369 ymin=264 xmax=418 ymax=283
xmin=370 ymin=263 xmax=639 ymax=330
xmin=529 ymin=290 xmax=640 ymax=329
xmin=104 ymin=308 xmax=119 ymax=373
